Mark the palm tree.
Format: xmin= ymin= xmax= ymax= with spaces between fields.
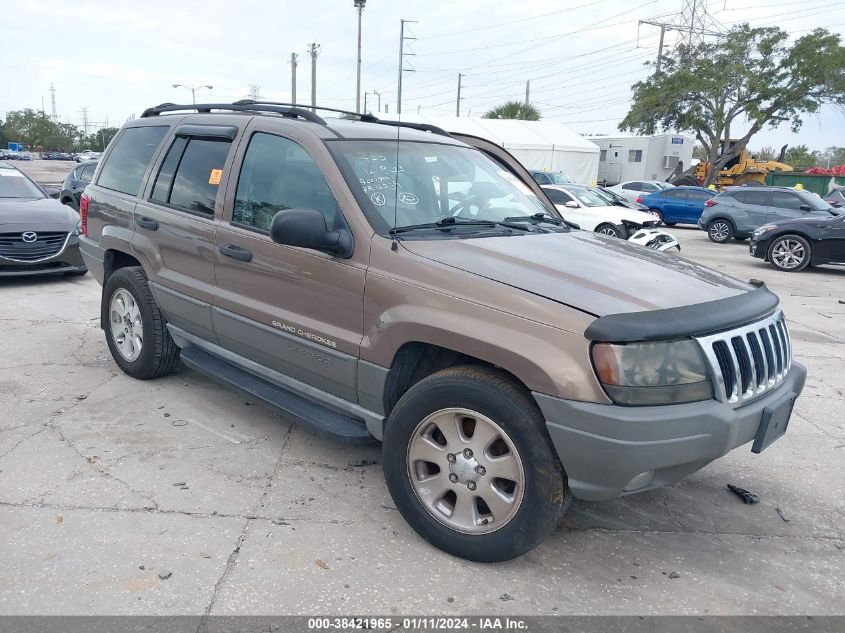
xmin=483 ymin=101 xmax=541 ymax=121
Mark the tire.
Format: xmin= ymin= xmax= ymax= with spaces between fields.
xmin=734 ymin=237 xmax=748 ymax=242
xmin=650 ymin=209 xmax=665 ymax=224
xmin=707 ymin=218 xmax=734 ymax=243
xmin=102 ymin=266 xmax=180 ymax=379
xmin=383 ymin=365 xmax=569 ymax=562
xmin=595 ymin=223 xmax=625 ymax=239
xmin=664 ymin=222 xmax=677 ymax=227
xmin=768 ymin=234 xmax=811 ymax=272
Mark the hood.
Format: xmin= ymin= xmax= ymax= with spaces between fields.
xmin=775 ymin=211 xmax=841 ymax=226
xmin=0 ymin=197 xmax=79 ymax=232
xmin=401 ymin=231 xmax=751 ymax=316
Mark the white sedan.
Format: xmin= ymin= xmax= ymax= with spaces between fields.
xmin=607 ymin=180 xmax=674 ymax=202
xmin=542 ymin=184 xmax=661 ymax=238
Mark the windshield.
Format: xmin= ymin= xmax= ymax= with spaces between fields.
xmin=329 ymin=140 xmax=552 ymax=234
xmin=589 ymin=187 xmax=618 ymax=204
xmin=0 ymin=169 xmax=44 ymax=198
xmin=544 ymin=172 xmax=572 ymax=185
xmin=798 ymin=191 xmax=837 ymax=213
xmin=568 ymin=188 xmax=610 ymax=208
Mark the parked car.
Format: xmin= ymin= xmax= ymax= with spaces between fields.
xmin=699 ymin=186 xmax=838 ymax=244
xmin=78 ymin=102 xmax=805 ymax=562
xmin=588 ymin=185 xmax=650 ymax=211
xmin=824 ymin=186 xmax=844 ymax=208
xmin=750 ymin=209 xmax=844 ymax=272
xmin=0 ymin=150 xmax=15 ymax=160
xmin=542 ymin=184 xmax=660 ymax=238
xmin=607 ymin=180 xmax=674 ymax=202
xmin=42 ymin=151 xmax=61 ymax=160
xmin=74 ymin=150 xmax=101 ymax=162
xmin=60 ymin=160 xmax=98 ymax=210
xmin=529 ymin=170 xmax=573 ymax=186
xmin=0 ymin=162 xmax=87 ymax=277
xmin=639 ymin=186 xmax=716 ymax=226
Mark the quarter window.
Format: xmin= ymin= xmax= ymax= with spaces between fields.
xmin=233 ymin=133 xmax=342 ymax=233
xmin=97 ymin=126 xmax=168 ymax=196
xmin=151 ymin=137 xmax=231 ymax=216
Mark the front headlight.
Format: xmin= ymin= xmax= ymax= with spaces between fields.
xmin=753 ymin=224 xmax=777 ymax=237
xmin=591 ymin=339 xmax=713 ymax=405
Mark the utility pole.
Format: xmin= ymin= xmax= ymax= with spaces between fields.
xmin=41 ymin=96 xmax=46 ymax=117
xmin=396 ymin=19 xmax=417 ymax=115
xmin=289 ymin=52 xmax=298 ymax=103
xmin=307 ymin=43 xmax=321 ymax=110
xmin=50 ymin=83 xmax=58 ymax=122
xmin=456 ymin=73 xmax=462 ymax=117
xmin=79 ymin=106 xmax=90 ymax=137
xmin=373 ymin=89 xmax=380 ymax=113
xmin=354 ymin=0 xmax=366 ymax=113
xmin=524 ymin=80 xmax=530 ymax=107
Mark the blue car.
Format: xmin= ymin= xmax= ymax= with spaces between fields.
xmin=639 ymin=186 xmax=716 ymax=226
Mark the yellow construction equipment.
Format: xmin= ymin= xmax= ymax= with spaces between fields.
xmin=692 ymin=140 xmax=793 ymax=187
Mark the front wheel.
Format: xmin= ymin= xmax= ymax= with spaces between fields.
xmin=768 ymin=235 xmax=811 ymax=272
xmin=383 ymin=366 xmax=569 ymax=562
xmin=707 ymin=218 xmax=734 ymax=243
xmin=596 ymin=223 xmax=625 ymax=239
xmin=650 ymin=209 xmax=664 ymax=224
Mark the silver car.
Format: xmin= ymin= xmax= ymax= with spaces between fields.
xmin=699 ymin=186 xmax=836 ymax=244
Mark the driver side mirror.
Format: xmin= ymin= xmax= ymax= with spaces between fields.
xmin=564 ymin=200 xmax=579 ymax=209
xmin=799 ymin=204 xmax=811 ymax=211
xmin=270 ymin=208 xmax=353 ymax=258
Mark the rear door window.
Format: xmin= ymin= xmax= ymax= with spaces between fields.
xmin=662 ymin=189 xmax=686 ymax=199
xmin=733 ymin=190 xmax=768 ymax=206
xmin=97 ymin=126 xmax=168 ymax=196
xmin=688 ymin=190 xmax=712 ymax=202
xmin=151 ymin=137 xmax=232 ymax=216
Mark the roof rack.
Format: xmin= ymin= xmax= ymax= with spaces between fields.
xmin=140 ymin=102 xmax=326 ymax=125
xmin=139 ymin=100 xmax=453 ymax=139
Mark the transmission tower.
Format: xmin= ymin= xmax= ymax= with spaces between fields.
xmin=50 ymin=83 xmax=58 ymax=122
xmin=639 ymin=0 xmax=726 ymax=74
xmin=79 ymin=106 xmax=90 ymax=136
xmin=248 ymin=84 xmax=262 ymax=100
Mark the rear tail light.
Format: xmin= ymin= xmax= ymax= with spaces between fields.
xmin=635 ymin=196 xmax=643 ymax=204
xmin=79 ymin=193 xmax=90 ymax=236
xmin=704 ymin=199 xmax=717 ymax=207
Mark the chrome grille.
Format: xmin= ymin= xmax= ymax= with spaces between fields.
xmin=0 ymin=231 xmax=68 ymax=262
xmin=696 ymin=311 xmax=792 ymax=407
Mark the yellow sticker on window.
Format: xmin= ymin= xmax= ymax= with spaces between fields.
xmin=208 ymin=169 xmax=223 ymax=185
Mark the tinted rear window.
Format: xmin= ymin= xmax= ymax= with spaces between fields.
xmin=97 ymin=126 xmax=168 ymax=196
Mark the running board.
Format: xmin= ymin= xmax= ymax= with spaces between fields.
xmin=179 ymin=345 xmax=372 ymax=441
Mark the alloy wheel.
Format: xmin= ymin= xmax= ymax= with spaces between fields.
xmin=771 ymin=239 xmax=806 ymax=270
xmin=406 ymin=408 xmax=525 ymax=534
xmin=109 ymin=288 xmax=143 ymax=362
xmin=709 ymin=221 xmax=730 ymax=242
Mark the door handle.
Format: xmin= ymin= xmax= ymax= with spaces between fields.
xmin=135 ymin=217 xmax=158 ymax=231
xmin=219 ymin=243 xmax=253 ymax=262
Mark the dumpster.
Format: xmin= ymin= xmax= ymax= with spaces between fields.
xmin=765 ymin=172 xmax=845 ymax=196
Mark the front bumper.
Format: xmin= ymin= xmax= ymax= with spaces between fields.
xmin=0 ymin=234 xmax=87 ymax=277
xmin=749 ymin=236 xmax=769 ymax=260
xmin=534 ymin=362 xmax=806 ymax=501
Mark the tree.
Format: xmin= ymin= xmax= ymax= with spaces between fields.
xmin=783 ymin=144 xmax=817 ymax=171
xmin=754 ymin=146 xmax=776 ymax=161
xmin=4 ymin=109 xmax=57 ymax=149
xmin=620 ymin=25 xmax=845 ymax=185
xmin=483 ymin=101 xmax=541 ymax=121
xmin=817 ymin=146 xmax=845 ymax=168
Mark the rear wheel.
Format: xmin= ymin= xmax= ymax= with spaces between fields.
xmin=596 ymin=223 xmax=625 ymax=238
xmin=383 ymin=366 xmax=569 ymax=562
xmin=768 ymin=235 xmax=811 ymax=272
xmin=102 ymin=267 xmax=180 ymax=379
xmin=707 ymin=218 xmax=734 ymax=243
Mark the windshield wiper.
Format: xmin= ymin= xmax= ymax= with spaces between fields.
xmin=389 ymin=216 xmax=529 ymax=234
xmin=502 ymin=213 xmax=562 ymax=225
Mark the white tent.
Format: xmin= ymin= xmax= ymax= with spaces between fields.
xmin=399 ymin=115 xmax=601 ymax=184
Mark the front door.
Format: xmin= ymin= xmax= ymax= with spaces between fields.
xmin=212 ymin=125 xmax=366 ymax=402
xmin=767 ymin=190 xmax=810 ymax=224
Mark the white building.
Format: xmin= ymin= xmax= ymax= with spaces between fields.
xmin=587 ymin=133 xmax=694 ymax=186
xmin=400 ymin=115 xmax=601 ymax=184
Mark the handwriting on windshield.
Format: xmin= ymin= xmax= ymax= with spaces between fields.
xmin=356 ymin=153 xmax=409 ymax=201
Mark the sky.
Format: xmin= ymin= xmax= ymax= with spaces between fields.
xmin=0 ymin=0 xmax=843 ymax=151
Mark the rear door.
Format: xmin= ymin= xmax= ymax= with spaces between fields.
xmin=686 ymin=189 xmax=714 ymax=223
xmin=131 ymin=123 xmax=241 ymax=343
xmin=729 ymin=189 xmax=768 ymax=232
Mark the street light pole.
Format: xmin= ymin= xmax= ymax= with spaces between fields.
xmin=354 ymin=0 xmax=366 ymax=113
xmin=172 ymin=83 xmax=214 ymax=106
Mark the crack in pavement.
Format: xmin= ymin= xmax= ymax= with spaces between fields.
xmin=198 ymin=423 xmax=299 ymax=629
xmin=0 ymin=426 xmax=46 ymax=460
xmin=792 ymin=410 xmax=845 ymax=441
